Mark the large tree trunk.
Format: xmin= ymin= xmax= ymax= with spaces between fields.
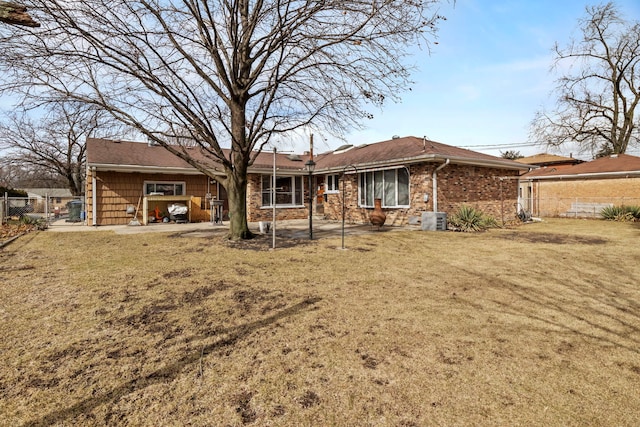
xmin=225 ymin=163 xmax=253 ymax=240
xmin=224 ymin=101 xmax=253 ymax=240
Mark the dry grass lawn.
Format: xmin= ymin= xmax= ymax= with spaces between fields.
xmin=1 ymin=219 xmax=639 ymax=426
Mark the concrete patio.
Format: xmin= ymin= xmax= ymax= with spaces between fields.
xmin=46 ymin=218 xmax=419 ymax=239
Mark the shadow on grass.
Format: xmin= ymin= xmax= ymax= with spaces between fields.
xmin=22 ymin=297 xmax=321 ymax=427
xmin=456 ymin=265 xmax=640 ymax=355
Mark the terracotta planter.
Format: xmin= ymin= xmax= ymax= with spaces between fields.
xmin=369 ymin=198 xmax=386 ymax=229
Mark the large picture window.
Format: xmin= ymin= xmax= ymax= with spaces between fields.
xmin=144 ymin=181 xmax=185 ymax=196
xmin=262 ymin=175 xmax=303 ymax=207
xmin=359 ymin=167 xmax=409 ymax=208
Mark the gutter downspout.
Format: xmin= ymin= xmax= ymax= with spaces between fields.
xmin=91 ymin=167 xmax=98 ymax=226
xmin=432 ymin=159 xmax=450 ymax=212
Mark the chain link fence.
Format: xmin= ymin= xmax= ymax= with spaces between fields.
xmin=0 ymin=193 xmax=86 ymax=226
xmin=1 ymin=193 xmax=82 ymax=225
xmin=1 ymin=194 xmax=42 ymax=224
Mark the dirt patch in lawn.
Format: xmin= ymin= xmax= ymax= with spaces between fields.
xmin=221 ymin=233 xmax=311 ymax=250
xmin=168 ymin=228 xmax=310 ymax=250
xmin=494 ymin=231 xmax=608 ymax=245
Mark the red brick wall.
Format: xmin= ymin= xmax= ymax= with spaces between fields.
xmin=246 ymin=173 xmax=308 ymax=222
xmin=321 ymin=163 xmax=520 ymax=225
xmin=528 ymin=176 xmax=640 ymax=217
xmin=437 ymin=164 xmax=520 ymax=223
xmin=87 ymin=164 xmax=520 ymax=226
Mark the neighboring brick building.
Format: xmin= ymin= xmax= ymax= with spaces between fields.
xmin=520 ymin=154 xmax=640 ymax=218
xmin=85 ymin=136 xmax=528 ymax=226
xmin=515 ymin=153 xmax=583 ymax=170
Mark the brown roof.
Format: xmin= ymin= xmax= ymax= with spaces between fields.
xmin=86 ymin=138 xmax=308 ymax=173
xmin=314 ymin=136 xmax=528 ymax=171
xmin=515 ymin=153 xmax=582 ymax=166
xmin=521 ymin=153 xmax=640 ymax=178
xmin=87 ymin=136 xmax=530 ymax=174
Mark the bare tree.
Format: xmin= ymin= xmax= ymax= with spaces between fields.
xmin=0 ymin=162 xmax=67 ymax=189
xmin=0 ymin=102 xmax=122 ymax=196
xmin=500 ymin=150 xmax=523 ymax=160
xmin=0 ymin=0 xmax=446 ymax=239
xmin=0 ymin=163 xmax=21 ymax=188
xmin=530 ymin=2 xmax=640 ymax=157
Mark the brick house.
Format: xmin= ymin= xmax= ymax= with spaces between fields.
xmin=515 ymin=153 xmax=583 ymax=170
xmin=519 ymin=153 xmax=640 ymax=218
xmin=85 ymin=136 xmax=528 ymax=226
xmin=22 ymin=188 xmax=76 ymax=214
xmin=515 ymin=153 xmax=583 ymax=214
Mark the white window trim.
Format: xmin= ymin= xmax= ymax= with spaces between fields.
xmin=261 ymin=175 xmax=305 ymax=208
xmin=325 ymin=173 xmax=340 ymax=194
xmin=143 ymin=180 xmax=186 ymax=196
xmin=358 ymin=167 xmax=410 ymax=208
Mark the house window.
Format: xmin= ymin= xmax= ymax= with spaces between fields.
xmin=326 ymin=174 xmax=340 ymax=193
xmin=262 ymin=175 xmax=303 ymax=207
xmin=359 ymin=167 xmax=410 ymax=208
xmin=144 ymin=181 xmax=185 ymax=196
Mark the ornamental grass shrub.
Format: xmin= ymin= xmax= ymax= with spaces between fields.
xmin=447 ymin=205 xmax=498 ymax=232
xmin=600 ymin=205 xmax=640 ymax=222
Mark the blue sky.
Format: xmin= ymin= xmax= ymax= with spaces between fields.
xmin=330 ymin=0 xmax=640 ymax=159
xmin=2 ymin=1 xmax=639 ymax=159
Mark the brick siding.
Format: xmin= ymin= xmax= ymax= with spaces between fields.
xmin=87 ymin=163 xmax=520 ymax=226
xmin=321 ymin=162 xmax=520 ymax=225
xmin=246 ymin=174 xmax=308 ymax=222
xmin=525 ymin=177 xmax=640 ymax=217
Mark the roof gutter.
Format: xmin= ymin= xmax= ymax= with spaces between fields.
xmin=87 ymin=163 xmax=225 ymax=176
xmin=315 ymin=153 xmax=530 ymax=175
xmin=88 ymin=162 xmax=309 ymax=177
xmin=524 ymin=170 xmax=640 ymax=180
xmin=433 ymin=159 xmax=450 ymax=213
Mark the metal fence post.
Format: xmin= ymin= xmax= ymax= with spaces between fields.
xmin=45 ymin=193 xmax=49 ymax=226
xmin=2 ymin=192 xmax=7 ymax=225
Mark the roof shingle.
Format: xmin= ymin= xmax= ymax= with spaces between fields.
xmin=87 ymin=136 xmax=529 ymax=173
xmin=521 ymin=154 xmax=640 ymax=178
xmin=515 ymin=153 xmax=582 ymax=166
xmin=314 ymin=136 xmax=527 ymax=171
